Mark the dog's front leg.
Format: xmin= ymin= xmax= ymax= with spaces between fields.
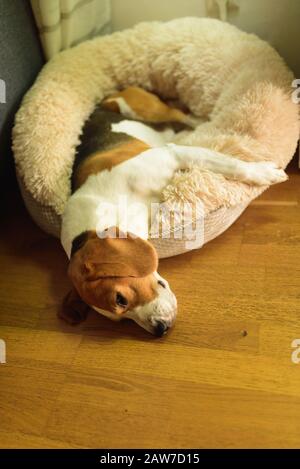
xmin=167 ymin=144 xmax=287 ymax=186
xmin=59 ymin=288 xmax=89 ymax=325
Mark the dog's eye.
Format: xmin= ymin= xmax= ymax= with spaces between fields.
xmin=158 ymin=280 xmax=166 ymax=288
xmin=116 ymin=292 xmax=128 ymax=307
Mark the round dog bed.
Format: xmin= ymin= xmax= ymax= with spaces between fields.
xmin=13 ymin=17 xmax=299 ymax=258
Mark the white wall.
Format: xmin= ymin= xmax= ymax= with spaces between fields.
xmin=229 ymin=0 xmax=300 ymax=78
xmin=111 ymin=0 xmax=300 ymax=77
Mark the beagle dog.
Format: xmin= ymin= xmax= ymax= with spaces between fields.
xmin=60 ymin=87 xmax=287 ymax=336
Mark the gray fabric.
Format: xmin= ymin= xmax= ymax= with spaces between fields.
xmin=0 ymin=0 xmax=44 ymax=197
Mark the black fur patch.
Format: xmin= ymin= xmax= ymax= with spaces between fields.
xmin=71 ymin=106 xmax=131 ymax=193
xmin=70 ymin=231 xmax=91 ymax=257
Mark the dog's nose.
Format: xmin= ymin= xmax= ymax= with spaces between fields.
xmin=154 ymin=321 xmax=169 ymax=337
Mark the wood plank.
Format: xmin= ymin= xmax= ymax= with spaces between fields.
xmin=45 ymin=370 xmax=300 ymax=448
xmin=0 ymin=431 xmax=79 ymax=449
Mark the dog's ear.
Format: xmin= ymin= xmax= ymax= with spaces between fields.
xmin=84 ymin=232 xmax=158 ymax=280
xmin=59 ymin=288 xmax=89 ymax=325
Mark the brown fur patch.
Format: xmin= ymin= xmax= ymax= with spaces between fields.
xmin=73 ymin=139 xmax=150 ymax=189
xmin=102 ymin=86 xmax=191 ymax=125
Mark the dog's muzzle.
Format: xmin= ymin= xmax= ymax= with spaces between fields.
xmin=126 ymin=286 xmax=178 ymax=336
xmin=92 ymin=279 xmax=177 ymax=336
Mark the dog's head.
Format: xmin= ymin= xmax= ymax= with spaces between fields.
xmin=66 ymin=230 xmax=177 ymax=335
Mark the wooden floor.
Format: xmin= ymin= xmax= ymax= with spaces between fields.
xmin=0 ymin=158 xmax=300 ymax=449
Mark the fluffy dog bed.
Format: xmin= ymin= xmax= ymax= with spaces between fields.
xmin=13 ymin=17 xmax=299 ymax=258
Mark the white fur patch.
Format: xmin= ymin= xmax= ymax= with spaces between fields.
xmin=111 ymin=120 xmax=174 ymax=147
xmin=105 ymin=97 xmax=140 ymax=120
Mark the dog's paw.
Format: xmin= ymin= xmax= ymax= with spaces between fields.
xmin=59 ymin=289 xmax=89 ymax=325
xmin=245 ymin=162 xmax=288 ymax=186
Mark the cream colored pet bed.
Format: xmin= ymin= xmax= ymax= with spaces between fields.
xmin=13 ymin=18 xmax=299 ymax=258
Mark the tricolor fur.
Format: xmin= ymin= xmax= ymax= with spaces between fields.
xmin=61 ymin=87 xmax=287 ymax=335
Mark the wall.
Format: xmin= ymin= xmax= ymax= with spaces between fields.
xmin=111 ymin=0 xmax=300 ymax=78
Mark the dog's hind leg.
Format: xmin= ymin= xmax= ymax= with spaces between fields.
xmin=167 ymin=144 xmax=287 ymax=186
